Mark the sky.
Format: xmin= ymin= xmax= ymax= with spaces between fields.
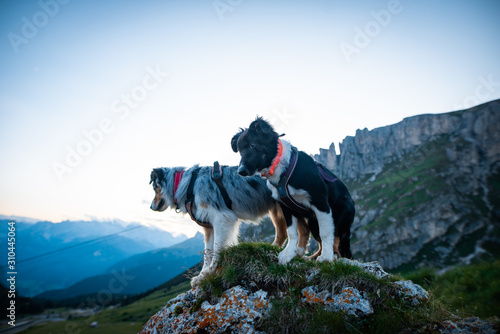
xmin=1 ymin=0 xmax=499 ymax=237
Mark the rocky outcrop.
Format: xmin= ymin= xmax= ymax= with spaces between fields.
xmin=140 ymin=244 xmax=431 ymax=334
xmin=315 ymin=142 xmax=338 ymax=171
xmin=140 ymin=244 xmax=496 ymax=334
xmin=141 ymin=286 xmax=270 ymax=334
xmin=314 ymin=100 xmax=500 ymax=270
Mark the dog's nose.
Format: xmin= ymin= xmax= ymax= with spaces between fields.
xmin=238 ymin=166 xmax=249 ymax=176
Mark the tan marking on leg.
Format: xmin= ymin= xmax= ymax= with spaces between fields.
xmin=297 ymin=217 xmax=310 ymax=251
xmin=334 ymin=236 xmax=341 ymax=258
xmin=269 ymin=204 xmax=287 ymax=247
xmin=203 ymin=226 xmax=213 ymax=244
xmin=199 ymin=202 xmax=208 ymax=209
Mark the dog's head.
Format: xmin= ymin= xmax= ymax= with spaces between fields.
xmin=231 ymin=117 xmax=280 ymax=176
xmin=149 ymin=168 xmax=169 ymax=212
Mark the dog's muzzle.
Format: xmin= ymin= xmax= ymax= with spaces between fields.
xmin=237 ymin=164 xmax=250 ymax=177
xmin=151 ymin=198 xmax=165 ymax=211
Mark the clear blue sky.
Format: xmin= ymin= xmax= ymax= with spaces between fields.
xmin=1 ymin=0 xmax=499 ymax=236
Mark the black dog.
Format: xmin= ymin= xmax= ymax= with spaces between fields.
xmin=232 ymin=117 xmax=354 ymax=263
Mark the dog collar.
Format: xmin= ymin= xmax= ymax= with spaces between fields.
xmin=262 ymin=139 xmax=283 ymax=179
xmin=173 ymin=170 xmax=184 ymax=206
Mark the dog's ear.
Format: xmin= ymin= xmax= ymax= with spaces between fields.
xmin=150 ymin=168 xmax=164 ymax=185
xmin=231 ymin=131 xmax=243 ymax=152
xmin=150 ymin=170 xmax=157 ymax=184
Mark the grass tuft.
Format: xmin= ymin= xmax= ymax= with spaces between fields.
xmin=402 ymin=259 xmax=500 ymax=318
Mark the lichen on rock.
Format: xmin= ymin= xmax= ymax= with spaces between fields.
xmin=140 ymin=285 xmax=269 ymax=334
xmin=301 ymin=286 xmax=374 ymax=317
xmin=393 ymin=279 xmax=430 ymax=305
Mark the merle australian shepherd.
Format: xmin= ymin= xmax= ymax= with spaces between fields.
xmin=232 ymin=117 xmax=355 ymax=264
xmin=150 ymin=165 xmax=309 ymax=286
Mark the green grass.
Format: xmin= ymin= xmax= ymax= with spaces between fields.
xmin=19 ymin=281 xmax=191 ymax=334
xmin=18 ymin=320 xmax=144 ymax=334
xmin=402 ymin=259 xmax=500 ymax=318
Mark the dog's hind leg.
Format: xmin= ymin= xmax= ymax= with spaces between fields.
xmin=333 ymin=204 xmax=354 ymax=259
xmin=307 ymin=214 xmax=322 ymax=259
xmin=269 ymin=203 xmax=288 ymax=247
xmin=339 ymin=235 xmax=352 ymax=259
xmin=334 ymin=236 xmax=341 ymax=258
xmin=297 ymin=216 xmax=309 ymax=257
xmin=313 ymin=207 xmax=336 ymax=262
xmin=278 ymin=206 xmax=300 ymax=264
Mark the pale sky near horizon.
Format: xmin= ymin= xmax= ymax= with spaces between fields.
xmin=1 ymin=0 xmax=499 ymax=237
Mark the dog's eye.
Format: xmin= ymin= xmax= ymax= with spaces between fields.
xmin=249 ymin=144 xmax=255 ymax=148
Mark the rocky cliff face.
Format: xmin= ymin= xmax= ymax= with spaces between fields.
xmin=326 ymin=100 xmax=500 ymax=181
xmin=314 ymin=99 xmax=500 ymax=271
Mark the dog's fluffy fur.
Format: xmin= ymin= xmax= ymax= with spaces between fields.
xmin=150 ymin=165 xmax=290 ymax=286
xmin=232 ymin=118 xmax=355 ymax=264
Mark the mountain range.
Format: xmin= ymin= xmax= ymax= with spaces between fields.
xmin=0 ymin=219 xmax=189 ymax=297
xmin=35 ymin=232 xmax=204 ymax=300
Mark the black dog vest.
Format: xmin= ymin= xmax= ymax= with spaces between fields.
xmin=270 ymin=147 xmax=337 ymax=215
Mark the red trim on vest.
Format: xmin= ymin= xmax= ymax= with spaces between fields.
xmin=173 ymin=170 xmax=184 ymax=205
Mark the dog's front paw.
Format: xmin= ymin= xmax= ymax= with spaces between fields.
xmin=296 ymin=247 xmax=306 ymax=257
xmin=317 ymin=252 xmax=336 ymax=263
xmin=191 ymin=274 xmax=204 ymax=287
xmin=191 ymin=262 xmax=220 ymax=287
xmin=316 ymin=255 xmax=328 ymax=262
xmin=278 ymin=248 xmax=297 ymax=264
